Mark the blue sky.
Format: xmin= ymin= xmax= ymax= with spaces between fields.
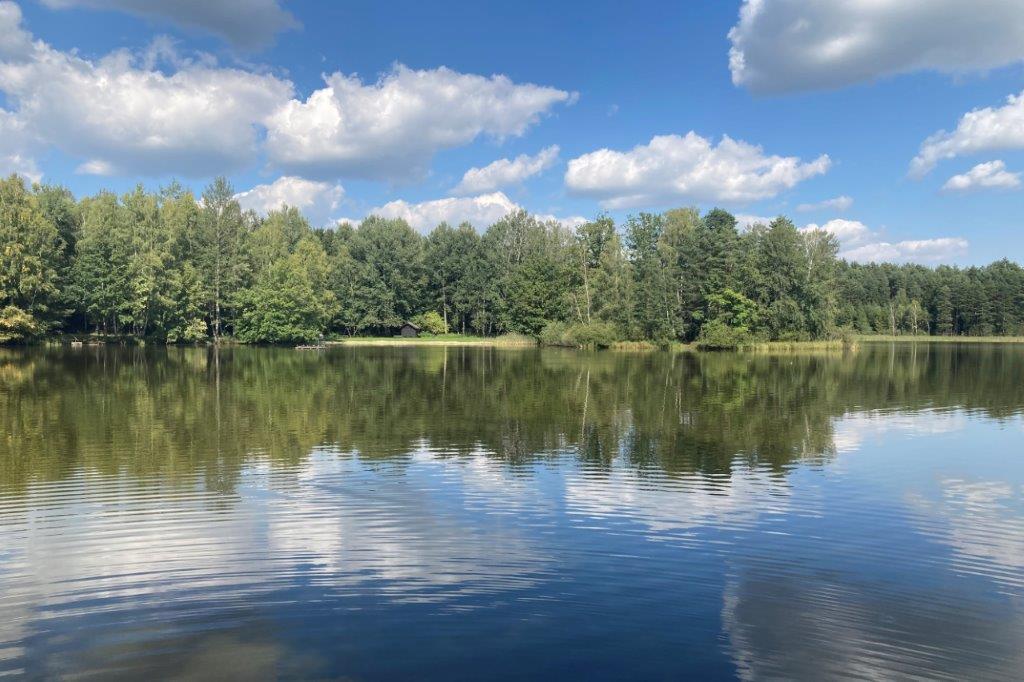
xmin=2 ymin=0 xmax=1024 ymax=264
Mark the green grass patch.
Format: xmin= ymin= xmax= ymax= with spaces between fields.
xmin=742 ymin=339 xmax=851 ymax=352
xmin=327 ymin=333 xmax=536 ymax=347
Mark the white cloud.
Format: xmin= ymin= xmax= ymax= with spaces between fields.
xmin=841 ymin=237 xmax=969 ymax=264
xmin=911 ymin=91 xmax=1024 ymax=177
xmin=0 ymin=2 xmax=294 ymax=177
xmin=451 ymin=145 xmax=559 ymax=195
xmin=348 ymin=191 xmax=583 ymax=232
xmin=0 ymin=153 xmax=40 ymax=182
xmin=801 ymin=218 xmax=871 ymax=246
xmin=39 ymin=0 xmax=299 ymax=49
xmin=729 ymin=0 xmax=1024 ymax=93
xmin=0 ymin=0 xmax=32 ymax=59
xmin=235 ymin=176 xmax=344 ymax=226
xmin=265 ymin=65 xmax=574 ymax=181
xmin=801 ymin=217 xmax=968 ymax=264
xmin=75 ymin=159 xmax=114 ymax=176
xmin=535 ymin=213 xmax=587 ymax=229
xmin=942 ymin=160 xmax=1021 ymax=193
xmin=0 ymin=11 xmax=571 ymax=183
xmin=796 ymin=195 xmax=853 ymax=212
xmin=367 ymin=192 xmax=519 ymax=231
xmin=0 ymin=108 xmax=40 ymax=182
xmin=564 ymin=132 xmax=830 ymax=209
xmin=735 ymin=214 xmax=774 ymax=231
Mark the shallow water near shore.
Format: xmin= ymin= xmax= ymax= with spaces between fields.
xmin=1 ymin=344 xmax=1023 ymax=679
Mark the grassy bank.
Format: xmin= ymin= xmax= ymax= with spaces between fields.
xmin=327 ymin=333 xmax=536 ymax=347
xmin=858 ymin=335 xmax=1024 ymax=344
xmin=25 ymin=333 xmax=1024 ymax=351
xmin=741 ymin=339 xmax=852 ymax=352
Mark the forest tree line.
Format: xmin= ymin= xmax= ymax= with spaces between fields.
xmin=2 ymin=173 xmax=1023 ymax=345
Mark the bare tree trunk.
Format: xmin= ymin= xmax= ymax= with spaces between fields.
xmin=580 ymin=249 xmax=592 ymax=323
xmin=442 ymin=284 xmax=448 ymax=330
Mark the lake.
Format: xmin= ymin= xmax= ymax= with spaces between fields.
xmin=1 ymin=344 xmax=1023 ymax=679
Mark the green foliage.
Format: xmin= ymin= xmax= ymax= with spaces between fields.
xmin=0 ymin=305 xmax=42 ymax=343
xmin=705 ymin=288 xmax=761 ymax=332
xmin=333 ymin=216 xmax=426 ymax=334
xmin=235 ymin=241 xmax=336 ymax=344
xmin=412 ymin=310 xmax=448 ymax=335
xmin=625 ymin=212 xmax=675 ymax=341
xmin=695 ymin=319 xmax=754 ymax=350
xmin=3 ymin=175 xmax=1024 ymax=347
xmin=0 ymin=175 xmax=63 ymax=338
xmin=539 ymin=320 xmax=619 ymax=348
xmin=199 ymin=177 xmax=246 ymax=340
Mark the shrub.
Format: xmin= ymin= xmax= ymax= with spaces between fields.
xmin=825 ymin=325 xmax=858 ymax=348
xmin=538 ymin=321 xmax=573 ymax=347
xmin=694 ymin=319 xmax=753 ymax=350
xmin=539 ymin=320 xmax=620 ymax=349
xmin=570 ymin=321 xmax=619 ymax=349
xmin=167 ymin=318 xmax=207 ymax=344
xmin=412 ymin=311 xmax=448 ymax=335
xmin=0 ymin=305 xmax=42 ymax=344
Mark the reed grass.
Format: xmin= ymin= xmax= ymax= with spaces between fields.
xmin=858 ymin=335 xmax=1024 ymax=344
xmin=327 ymin=333 xmax=536 ymax=347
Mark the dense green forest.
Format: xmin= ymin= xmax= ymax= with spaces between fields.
xmin=2 ymin=173 xmax=1023 ymax=345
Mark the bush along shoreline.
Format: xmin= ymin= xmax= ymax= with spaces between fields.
xmin=4 ymin=174 xmax=1024 ymax=349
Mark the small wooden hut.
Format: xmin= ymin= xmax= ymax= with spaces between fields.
xmin=399 ymin=322 xmax=421 ymax=338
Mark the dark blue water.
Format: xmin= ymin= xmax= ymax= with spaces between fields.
xmin=0 ymin=344 xmax=1022 ymax=679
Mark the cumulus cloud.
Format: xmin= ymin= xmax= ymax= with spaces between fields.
xmin=451 ymin=145 xmax=559 ymax=195
xmin=364 ymin=192 xmax=520 ymax=231
xmin=0 ymin=0 xmax=32 ymax=58
xmin=943 ymin=160 xmax=1021 ymax=193
xmin=735 ymin=214 xmax=774 ymax=231
xmin=801 ymin=217 xmax=968 ymax=264
xmin=842 ymin=237 xmax=968 ymax=264
xmin=0 ymin=152 xmax=40 ymax=182
xmin=911 ymin=91 xmax=1024 ymax=177
xmin=265 ymin=65 xmax=574 ymax=181
xmin=535 ymin=213 xmax=587 ymax=229
xmin=0 ymin=108 xmax=41 ymax=182
xmin=564 ymin=132 xmax=830 ymax=209
xmin=0 ymin=1 xmax=294 ymax=177
xmin=728 ymin=0 xmax=1024 ymax=93
xmin=796 ymin=195 xmax=852 ymax=212
xmin=39 ymin=0 xmax=299 ymax=49
xmin=802 ymin=218 xmax=871 ymax=245
xmin=0 ymin=10 xmax=574 ymax=183
xmin=344 ymin=191 xmax=583 ymax=232
xmin=235 ymin=176 xmax=344 ymax=226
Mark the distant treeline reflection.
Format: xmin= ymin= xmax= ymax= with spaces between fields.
xmin=1 ymin=345 xmax=1023 ymax=493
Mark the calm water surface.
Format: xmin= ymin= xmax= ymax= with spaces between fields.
xmin=1 ymin=344 xmax=1023 ymax=680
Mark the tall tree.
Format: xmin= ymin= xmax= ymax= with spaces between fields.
xmin=624 ymin=212 xmax=673 ymax=340
xmin=199 ymin=177 xmax=245 ymax=341
xmin=0 ymin=175 xmax=64 ymax=341
xmin=347 ymin=216 xmax=425 ymax=331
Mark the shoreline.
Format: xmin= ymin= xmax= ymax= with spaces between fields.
xmin=15 ymin=333 xmax=1024 ymax=352
xmin=857 ymin=335 xmax=1024 ymax=344
xmin=326 ymin=334 xmax=536 ymax=348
